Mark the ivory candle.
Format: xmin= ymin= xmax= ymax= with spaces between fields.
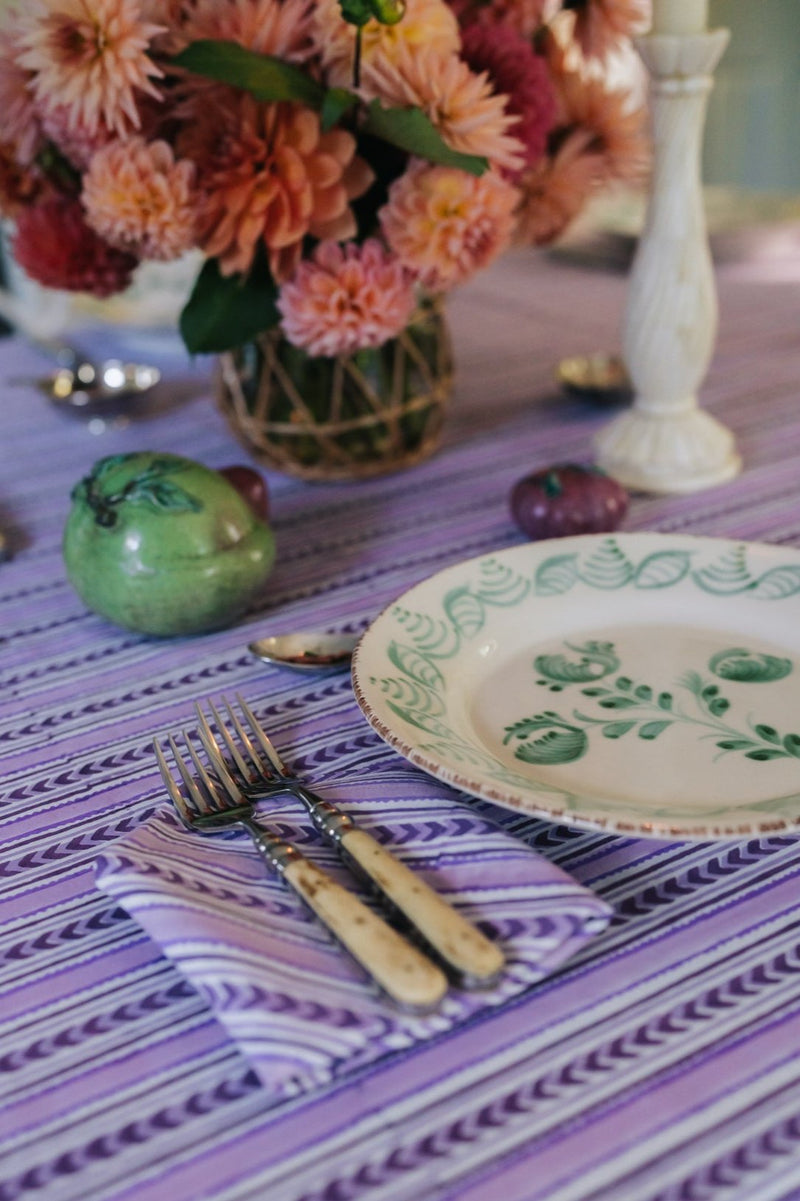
xmin=650 ymin=0 xmax=708 ymax=34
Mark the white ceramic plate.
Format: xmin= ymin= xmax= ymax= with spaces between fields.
xmin=352 ymin=534 xmax=800 ymax=840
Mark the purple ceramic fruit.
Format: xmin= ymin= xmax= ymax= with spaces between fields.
xmin=510 ymin=463 xmax=628 ymax=540
xmin=218 ymin=464 xmax=270 ymax=523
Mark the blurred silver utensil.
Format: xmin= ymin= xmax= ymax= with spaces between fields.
xmin=249 ymin=629 xmax=360 ymax=673
xmin=154 ymin=727 xmax=448 ymax=1012
xmin=35 ymin=358 xmax=162 ymax=416
xmin=195 ymin=694 xmax=506 ymax=990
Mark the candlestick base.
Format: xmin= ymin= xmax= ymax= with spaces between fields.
xmin=594 ymin=406 xmax=741 ymax=493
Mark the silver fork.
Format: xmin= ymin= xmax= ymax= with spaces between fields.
xmin=194 ymin=694 xmax=506 ymax=990
xmin=154 ymin=731 xmax=449 ymax=1012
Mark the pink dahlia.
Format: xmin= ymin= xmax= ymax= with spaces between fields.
xmin=514 ymin=129 xmax=601 ymax=245
xmin=460 ymin=23 xmax=557 ymax=173
xmin=175 ymin=0 xmax=316 ymax=64
xmin=12 ymin=194 xmax=137 ymax=297
xmin=278 ymin=239 xmax=416 ymax=357
xmin=0 ymin=21 xmax=43 ymax=166
xmin=566 ymin=0 xmax=649 ymax=61
xmin=361 ymin=44 xmax=525 ymax=175
xmin=17 ymin=0 xmax=164 ymax=140
xmin=380 ymin=160 xmax=517 ymax=292
xmin=82 ymin=137 xmax=197 ymax=261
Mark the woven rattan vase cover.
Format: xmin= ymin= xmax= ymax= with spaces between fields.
xmin=216 ymin=300 xmax=453 ymax=482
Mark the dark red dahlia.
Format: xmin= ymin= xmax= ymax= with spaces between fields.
xmin=12 ymin=194 xmax=137 ymax=298
xmin=461 ymin=22 xmax=557 ymax=173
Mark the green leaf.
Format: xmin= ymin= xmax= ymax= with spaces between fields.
xmin=657 ymin=692 xmax=673 ymax=711
xmin=179 ymin=253 xmax=279 ymax=354
xmin=746 ymin=748 xmax=788 ymax=761
xmin=717 ymin=739 xmax=756 ymax=751
xmin=597 ymin=696 xmax=639 ymax=709
xmin=602 ymin=721 xmax=636 ymax=739
xmin=321 ymin=87 xmax=359 ymax=131
xmin=363 ymin=100 xmax=487 ymax=175
xmin=783 ymin=733 xmax=800 ymax=758
xmin=634 ymin=684 xmax=653 ymax=701
xmin=128 ymin=480 xmax=202 ymax=513
xmin=172 ymin=41 xmax=324 ymax=109
xmin=708 ymin=698 xmax=730 ymax=717
xmin=754 ymin=724 xmax=780 ymax=744
xmin=638 ymin=721 xmax=672 ymax=741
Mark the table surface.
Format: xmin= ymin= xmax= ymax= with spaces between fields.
xmin=3 ymin=247 xmax=800 ymax=1201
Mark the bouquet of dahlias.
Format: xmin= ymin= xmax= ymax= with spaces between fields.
xmin=0 ymin=0 xmax=647 ymax=358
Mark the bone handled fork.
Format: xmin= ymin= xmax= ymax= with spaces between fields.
xmin=154 ymin=733 xmax=448 ymax=1012
xmin=196 ymin=695 xmax=506 ymax=989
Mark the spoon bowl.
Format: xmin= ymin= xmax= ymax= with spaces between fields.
xmin=38 ymin=359 xmax=162 ymax=416
xmin=249 ymin=629 xmax=360 ymax=673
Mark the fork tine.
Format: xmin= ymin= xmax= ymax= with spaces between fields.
xmin=234 ymin=691 xmax=288 ymax=777
xmin=204 ymin=698 xmax=254 ymax=783
xmin=167 ymin=732 xmax=215 ymax=815
xmin=222 ymin=695 xmax=281 ymax=781
xmin=194 ymin=701 xmax=250 ymax=800
xmin=183 ymin=728 xmax=242 ymax=810
xmin=153 ymin=739 xmax=195 ymax=825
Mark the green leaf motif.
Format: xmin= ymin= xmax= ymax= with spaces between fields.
xmin=709 ymin=647 xmax=793 ymax=683
xmin=693 ymin=546 xmax=753 ymax=594
xmin=534 ymin=640 xmax=619 ymax=685
xmin=535 ymin=554 xmax=579 ymax=596
xmin=602 ymin=721 xmax=636 ymax=739
xmin=638 ymin=720 xmax=672 ymax=740
xmin=750 ymin=566 xmax=800 ymax=600
xmin=363 ymin=100 xmax=487 ymax=175
xmin=180 ymin=253 xmax=279 ymax=354
xmin=579 ymin=539 xmax=634 ymax=590
xmin=443 ymin=587 xmax=484 ymax=638
xmin=634 ymin=551 xmax=692 ymax=589
xmin=126 ymin=479 xmax=202 ymax=513
xmin=783 ymin=734 xmax=800 ymax=758
xmin=387 ymin=641 xmax=444 ymax=690
xmin=172 ymin=41 xmax=324 ymax=108
xmin=504 ymin=714 xmax=588 ymax=765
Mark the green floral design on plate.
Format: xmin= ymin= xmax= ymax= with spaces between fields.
xmin=505 ymin=645 xmax=800 ymax=767
xmin=369 ymin=537 xmax=800 ymax=804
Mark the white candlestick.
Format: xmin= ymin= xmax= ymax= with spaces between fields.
xmin=651 ymin=0 xmax=708 ymax=35
xmin=594 ymin=25 xmax=740 ymax=494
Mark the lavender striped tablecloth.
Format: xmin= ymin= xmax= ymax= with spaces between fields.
xmin=4 ymin=246 xmax=800 ymax=1201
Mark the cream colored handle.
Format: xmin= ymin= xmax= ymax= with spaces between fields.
xmin=283 ymin=856 xmax=448 ymax=1011
xmin=340 ymin=828 xmax=505 ymax=988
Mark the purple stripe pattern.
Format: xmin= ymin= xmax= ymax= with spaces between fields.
xmin=4 ymin=247 xmax=800 ymax=1200
xmin=95 ymin=781 xmax=610 ymax=1097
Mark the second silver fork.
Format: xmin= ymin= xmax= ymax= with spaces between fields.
xmin=195 ymin=695 xmax=506 ymax=989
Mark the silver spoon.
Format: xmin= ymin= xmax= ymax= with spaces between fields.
xmin=37 ymin=358 xmax=162 ymax=416
xmin=5 ymin=321 xmax=162 ymax=416
xmin=249 ymin=630 xmax=360 ymax=673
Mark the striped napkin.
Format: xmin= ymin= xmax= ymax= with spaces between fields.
xmin=95 ymin=777 xmax=611 ymax=1099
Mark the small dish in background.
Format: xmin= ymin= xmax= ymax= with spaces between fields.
xmin=556 ymin=354 xmax=631 ymax=405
